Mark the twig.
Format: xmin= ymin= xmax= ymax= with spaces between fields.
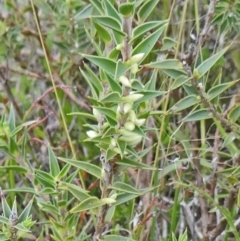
xmin=208 ymin=129 xmax=220 ymax=227
xmin=207 ymin=187 xmax=237 ymax=240
xmin=189 ymin=122 xmax=209 ymax=238
xmin=0 ymin=67 xmax=23 ymax=118
xmin=93 ymin=4 xmax=133 ymax=239
xmin=193 ymin=0 xmax=218 ymax=60
xmin=0 ymin=64 xmax=91 ymax=112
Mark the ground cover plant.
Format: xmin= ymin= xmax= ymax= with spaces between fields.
xmin=1 ymin=0 xmax=240 ymax=240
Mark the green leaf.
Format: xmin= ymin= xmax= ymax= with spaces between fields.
xmin=58 ymin=182 xmax=90 ymax=201
xmin=131 ymin=20 xmax=167 ymax=44
xmin=106 ymin=148 xmax=117 ymax=162
xmin=171 ymin=75 xmax=191 ymax=90
xmin=113 ymin=192 xmax=138 ymax=206
xmin=94 ymin=22 xmax=112 ymax=44
xmin=161 ymin=37 xmax=177 ymax=51
xmin=15 ymin=223 xmax=31 ymax=232
xmin=119 ymin=3 xmax=134 ymax=17
xmin=9 ymin=136 xmax=18 ymax=154
xmin=48 ymin=144 xmax=60 ymax=177
xmin=116 ymin=140 xmax=126 ymax=159
xmin=162 ymin=69 xmax=187 ymax=79
xmin=56 ymin=164 xmax=71 ymax=180
xmin=101 ymin=92 xmax=121 ymax=103
xmin=131 ymin=24 xmax=166 ymax=63
xmin=0 ymin=166 xmax=27 ymax=173
xmin=117 ymin=157 xmax=156 ymax=170
xmin=228 ymin=105 xmax=240 ymax=123
xmin=93 ymin=106 xmax=116 ymax=121
xmin=145 ymin=69 xmax=157 ymax=91
xmin=89 ymin=0 xmax=104 ymax=14
xmin=108 ymin=48 xmax=121 ymax=60
xmin=137 ymin=0 xmax=159 ymax=22
xmin=92 ymin=16 xmax=126 ymax=36
xmin=1 ymin=190 xmax=11 ymax=217
xmin=58 ymin=157 xmax=102 ymax=179
xmin=70 ymin=197 xmax=102 ymax=213
xmin=159 ymin=158 xmax=190 ymax=178
xmin=135 ymin=90 xmax=166 ymax=104
xmin=110 ymin=182 xmax=141 ymax=194
xmin=5 ymin=187 xmax=36 ymax=194
xmin=222 ymin=133 xmax=236 ymax=148
xmin=80 ymin=68 xmax=98 ymax=99
xmin=170 ymin=95 xmax=199 ymax=112
xmin=18 ymin=197 xmax=34 ymax=223
xmin=67 ymin=112 xmax=96 ymax=120
xmin=105 ymin=74 xmax=122 ymax=94
xmin=39 ymin=188 xmax=58 ymax=195
xmin=115 ymin=60 xmax=131 ymax=79
xmin=103 ymin=0 xmax=122 ymax=24
xmin=37 ymin=201 xmax=60 ymax=216
xmin=35 ymin=169 xmax=55 ymax=188
xmin=144 ymin=59 xmax=183 ymax=69
xmin=82 ymin=54 xmax=116 ymax=77
xmin=183 ymin=84 xmax=198 ymax=95
xmin=207 ymin=80 xmax=238 ymax=101
xmin=104 ymin=235 xmax=136 ymax=241
xmin=196 ymin=45 xmax=230 ymax=78
xmin=182 ymin=109 xmax=212 ymax=122
xmin=74 ymin=4 xmax=93 ymax=20
xmin=0 ymin=216 xmax=9 ymax=225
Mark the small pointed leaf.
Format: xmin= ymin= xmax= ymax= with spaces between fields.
xmin=131 ymin=20 xmax=167 ymax=43
xmin=48 ymin=144 xmax=60 ymax=177
xmin=74 ymin=4 xmax=93 ymax=20
xmin=138 ymin=0 xmax=159 ymax=22
xmin=171 ymin=95 xmax=199 ymax=112
xmin=171 ymin=76 xmax=191 ymax=90
xmin=58 ymin=157 xmax=102 ymax=179
xmin=70 ymin=197 xmax=102 ymax=213
xmin=196 ymin=46 xmax=230 ymax=78
xmin=82 ymin=54 xmax=116 ymax=77
xmin=207 ymin=80 xmax=237 ymax=101
xmin=132 ymin=25 xmax=166 ymax=63
xmin=182 ymin=109 xmax=212 ymax=122
xmin=110 ymin=182 xmax=141 ymax=194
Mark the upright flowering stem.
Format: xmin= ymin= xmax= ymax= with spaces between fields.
xmin=93 ymin=4 xmax=133 ymax=240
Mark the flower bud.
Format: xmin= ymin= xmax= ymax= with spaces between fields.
xmin=128 ymin=110 xmax=137 ymax=123
xmin=101 ymin=168 xmax=105 ymax=179
xmin=93 ymin=108 xmax=101 ymax=121
xmin=134 ymin=118 xmax=146 ymax=126
xmin=123 ymin=102 xmax=133 ymax=114
xmin=123 ymin=93 xmax=144 ymax=102
xmin=86 ymin=130 xmax=98 ymax=138
xmin=101 ymin=198 xmax=116 ymax=204
xmin=110 ymin=138 xmax=117 ymax=147
xmin=109 ymin=193 xmax=118 ymax=200
xmin=116 ymin=43 xmax=123 ymax=50
xmin=119 ymin=75 xmax=131 ymax=88
xmin=130 ymin=63 xmax=138 ymax=74
xmin=125 ymin=53 xmax=145 ymax=65
xmin=101 ymin=122 xmax=109 ymax=130
xmin=119 ymin=133 xmax=142 ymax=147
xmin=124 ymin=121 xmax=135 ymax=131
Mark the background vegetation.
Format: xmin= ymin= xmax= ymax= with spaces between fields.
xmin=1 ymin=0 xmax=240 ymax=240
